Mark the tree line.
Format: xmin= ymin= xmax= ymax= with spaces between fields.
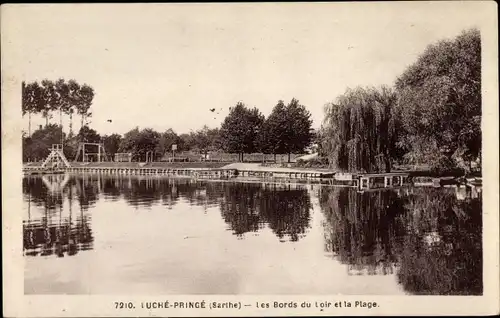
xmin=23 ymin=29 xmax=479 ymax=172
xmin=22 ymin=79 xmax=95 ymax=136
xmin=319 ymin=28 xmax=481 ymax=173
xmin=22 ymin=124 xmax=222 ymax=162
xmin=23 ymin=96 xmax=314 ymax=162
xmin=219 ymin=99 xmax=313 ymax=162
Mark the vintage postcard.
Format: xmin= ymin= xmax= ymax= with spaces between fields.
xmin=2 ymin=2 xmax=499 ymax=317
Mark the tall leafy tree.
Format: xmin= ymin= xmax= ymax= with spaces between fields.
xmin=262 ymin=100 xmax=288 ymax=159
xmin=55 ymin=79 xmax=69 ymax=127
xmin=220 ymin=102 xmax=264 ymax=161
xmin=119 ymin=127 xmax=140 ymax=153
xmin=54 ymin=78 xmax=70 ymax=145
xmin=77 ymin=125 xmax=101 ymax=143
xmin=119 ymin=127 xmax=160 ymax=161
xmin=206 ymin=127 xmax=222 ymax=152
xmin=395 ymin=28 xmax=481 ymax=172
xmin=136 ymin=128 xmax=161 ymax=161
xmin=264 ymin=99 xmax=313 ymax=162
xmin=255 ymin=120 xmax=271 ymax=156
xmin=102 ymin=134 xmax=123 ymax=160
xmin=157 ymin=128 xmax=179 ymax=156
xmin=40 ymin=79 xmax=58 ymax=127
xmin=67 ymin=79 xmax=82 ymax=135
xmin=322 ymin=86 xmax=399 ymax=172
xmin=78 ymin=84 xmax=95 ymax=130
xmin=21 ymin=79 xmax=94 ymax=137
xmin=178 ymin=133 xmax=194 ymax=151
xmin=74 ymin=125 xmax=101 ymax=162
xmin=23 ymin=124 xmax=65 ymax=161
xmin=193 ymin=126 xmax=221 ymax=159
xmin=284 ymin=98 xmax=314 ymax=162
xmin=22 ymin=81 xmax=43 ymax=136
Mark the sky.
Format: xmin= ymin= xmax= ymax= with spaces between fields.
xmin=4 ymin=2 xmax=489 ymax=136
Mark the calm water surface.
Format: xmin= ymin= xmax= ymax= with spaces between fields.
xmin=23 ymin=174 xmax=482 ymax=295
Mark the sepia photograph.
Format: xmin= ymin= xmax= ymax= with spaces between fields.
xmin=2 ymin=2 xmax=499 ymax=317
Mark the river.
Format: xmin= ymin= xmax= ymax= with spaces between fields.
xmin=23 ymin=174 xmax=482 ymax=295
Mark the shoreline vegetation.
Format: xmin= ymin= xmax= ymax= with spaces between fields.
xmin=22 ymin=29 xmax=481 ymax=179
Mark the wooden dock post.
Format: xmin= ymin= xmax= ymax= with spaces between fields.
xmin=384 ymin=176 xmax=392 ymax=187
xmin=360 ymin=177 xmax=369 ymax=190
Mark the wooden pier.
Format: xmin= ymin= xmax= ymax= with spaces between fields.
xmin=23 ymin=165 xmax=336 ymax=181
xmin=236 ymin=169 xmax=332 ymax=180
xmin=23 ymin=144 xmax=410 ymax=184
xmin=23 ymin=162 xmax=481 ymax=193
xmin=355 ymin=172 xmax=411 ymax=190
xmin=64 ymin=166 xmax=240 ymax=178
xmin=23 ymin=154 xmax=412 ymax=186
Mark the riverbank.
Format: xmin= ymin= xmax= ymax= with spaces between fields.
xmin=22 ymin=161 xmax=481 ymax=188
xmin=23 ymin=161 xmax=230 ymax=169
xmin=23 ymin=161 xmax=333 ymax=175
xmin=23 ymin=161 xmax=335 ymax=184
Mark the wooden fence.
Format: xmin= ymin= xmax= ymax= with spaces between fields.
xmin=160 ymin=152 xmax=308 ymax=163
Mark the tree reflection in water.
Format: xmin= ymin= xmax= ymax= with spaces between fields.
xmin=24 ymin=174 xmax=481 ymax=295
xmin=23 ymin=176 xmax=94 ymax=258
xmin=257 ymin=183 xmax=312 ymax=242
xmin=23 ymin=176 xmax=313 ymax=256
xmin=219 ymin=183 xmax=312 ymax=241
xmin=97 ymin=175 xmax=224 ymax=209
xmin=397 ymin=187 xmax=482 ymax=295
xmin=219 ymin=182 xmax=264 ymax=236
xmin=319 ymin=186 xmax=482 ymax=295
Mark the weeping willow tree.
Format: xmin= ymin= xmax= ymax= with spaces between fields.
xmin=321 ymin=86 xmax=401 ymax=172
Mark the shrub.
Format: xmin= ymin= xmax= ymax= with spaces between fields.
xmin=294 ymin=157 xmax=329 ymax=168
